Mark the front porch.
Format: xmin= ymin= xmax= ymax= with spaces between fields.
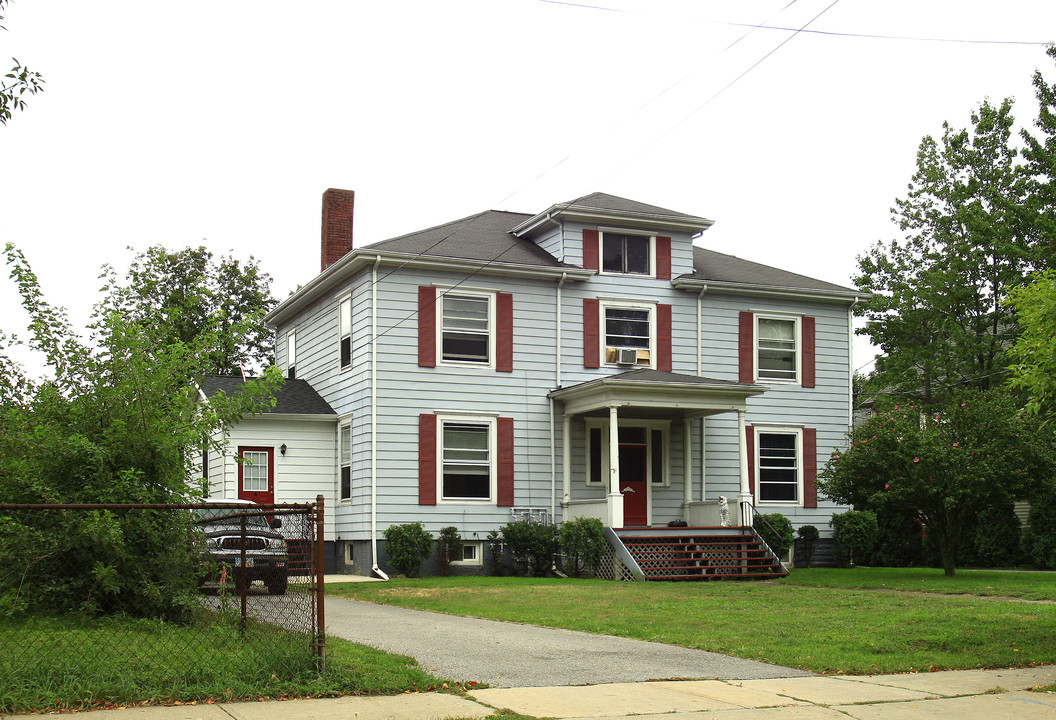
xmin=551 ymin=369 xmax=767 ymax=530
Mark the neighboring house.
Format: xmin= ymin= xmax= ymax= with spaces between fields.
xmin=202 ymin=189 xmax=867 ymax=578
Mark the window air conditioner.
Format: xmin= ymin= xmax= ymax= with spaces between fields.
xmin=616 ymin=348 xmax=639 ymax=366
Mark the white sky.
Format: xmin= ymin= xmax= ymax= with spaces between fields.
xmin=2 ymin=0 xmax=1054 ymax=378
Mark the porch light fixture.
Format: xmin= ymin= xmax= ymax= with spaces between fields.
xmin=280 ymin=443 xmax=288 ymax=456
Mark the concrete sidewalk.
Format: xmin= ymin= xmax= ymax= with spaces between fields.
xmin=12 ymin=666 xmax=1055 ymax=720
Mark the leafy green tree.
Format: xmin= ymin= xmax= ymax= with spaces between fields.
xmin=0 ymin=0 xmax=44 ymax=125
xmin=855 ymin=98 xmax=1044 ymax=405
xmin=1020 ymin=45 xmax=1056 ymax=249
xmin=0 ymin=243 xmax=282 ymax=618
xmin=1006 ymin=269 xmax=1056 ymax=418
xmin=819 ymin=390 xmax=1055 ymax=575
xmin=101 ymin=245 xmax=277 ymax=376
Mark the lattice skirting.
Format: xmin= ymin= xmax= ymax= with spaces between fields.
xmin=597 ymin=544 xmax=641 ymax=582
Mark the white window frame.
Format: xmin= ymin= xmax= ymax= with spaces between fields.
xmin=600 ymin=301 xmax=656 ymax=369
xmin=338 ymin=294 xmax=352 ymax=371
xmin=584 ymin=418 xmax=670 ymax=488
xmin=241 ymin=450 xmax=269 ymax=492
xmin=436 ymin=289 xmax=496 ymax=370
xmin=754 ymin=426 xmax=803 ymax=507
xmin=286 ymin=330 xmax=297 ymax=379
xmin=451 ymin=541 xmax=483 ymax=566
xmin=755 ymin=313 xmax=801 ymax=384
xmin=598 ymin=229 xmax=655 ymax=277
xmin=437 ymin=413 xmax=497 ymax=504
xmin=338 ymin=417 xmax=353 ymax=502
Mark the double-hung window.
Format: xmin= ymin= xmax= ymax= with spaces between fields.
xmin=603 ymin=303 xmax=653 ymax=366
xmin=339 ymin=295 xmax=352 ymax=369
xmin=441 ymin=419 xmax=493 ymax=500
xmin=339 ymin=421 xmax=352 ymax=501
xmin=602 ymin=232 xmax=651 ymax=275
xmin=287 ymin=331 xmax=297 ymax=379
xmin=757 ymin=430 xmax=800 ymax=503
xmin=441 ymin=293 xmax=491 ymax=365
xmin=756 ymin=316 xmax=798 ymax=382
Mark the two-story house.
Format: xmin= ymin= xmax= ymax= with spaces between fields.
xmin=201 ymin=189 xmax=864 ymax=579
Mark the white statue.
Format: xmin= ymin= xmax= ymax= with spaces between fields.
xmin=718 ymin=496 xmax=731 ymax=527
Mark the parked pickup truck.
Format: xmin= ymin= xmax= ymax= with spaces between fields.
xmin=194 ymin=498 xmax=288 ymax=595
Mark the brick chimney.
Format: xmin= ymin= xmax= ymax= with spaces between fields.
xmin=321 ymin=188 xmax=355 ymax=271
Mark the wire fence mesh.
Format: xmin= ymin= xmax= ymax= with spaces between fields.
xmin=0 ymin=500 xmax=325 ymax=706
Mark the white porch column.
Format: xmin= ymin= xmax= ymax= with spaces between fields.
xmin=682 ymin=418 xmax=692 ymax=506
xmin=700 ymin=417 xmax=707 ymax=502
xmin=562 ymin=414 xmax=572 ymax=504
xmin=607 ymin=405 xmax=624 ymax=528
xmin=737 ymin=409 xmax=753 ymax=526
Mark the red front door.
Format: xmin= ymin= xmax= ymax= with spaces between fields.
xmin=237 ymin=446 xmax=275 ymax=505
xmin=620 ymin=442 xmax=648 ymax=526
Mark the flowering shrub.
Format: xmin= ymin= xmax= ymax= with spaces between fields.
xmin=819 ymin=389 xmax=1055 ymax=575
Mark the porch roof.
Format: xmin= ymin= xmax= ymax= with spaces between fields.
xmin=549 ymin=369 xmax=766 ymax=418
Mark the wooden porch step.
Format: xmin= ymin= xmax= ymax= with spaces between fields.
xmin=614 ymin=528 xmax=788 ymax=582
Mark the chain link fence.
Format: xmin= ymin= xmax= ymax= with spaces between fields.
xmin=0 ymin=499 xmax=325 ymax=706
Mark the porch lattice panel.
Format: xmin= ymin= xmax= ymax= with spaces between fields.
xmin=614 ymin=528 xmax=787 ymax=581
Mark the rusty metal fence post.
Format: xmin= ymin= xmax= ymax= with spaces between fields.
xmin=313 ymin=494 xmax=326 ymax=670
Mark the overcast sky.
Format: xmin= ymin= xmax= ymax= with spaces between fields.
xmin=2 ymin=0 xmax=1054 ymax=377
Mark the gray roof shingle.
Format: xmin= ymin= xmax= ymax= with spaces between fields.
xmin=364 ymin=210 xmax=571 ymax=268
xmin=687 ymin=246 xmax=857 ymax=294
xmin=199 ymin=377 xmax=336 ymax=416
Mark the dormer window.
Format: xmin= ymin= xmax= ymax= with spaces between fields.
xmin=602 ymin=232 xmax=650 ymax=275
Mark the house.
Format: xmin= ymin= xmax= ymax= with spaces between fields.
xmin=202 ymin=189 xmax=866 ymax=578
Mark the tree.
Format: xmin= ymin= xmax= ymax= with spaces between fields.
xmin=1006 ymin=269 xmax=1056 ymax=418
xmin=102 ymin=245 xmax=277 ymax=375
xmin=855 ymin=98 xmax=1044 ymax=405
xmin=818 ymin=390 xmax=1055 ymax=576
xmin=0 ymin=242 xmax=282 ymax=618
xmin=0 ymin=0 xmax=44 ymax=125
xmin=1020 ymin=45 xmax=1056 ymax=249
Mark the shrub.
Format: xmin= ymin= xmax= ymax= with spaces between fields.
xmin=559 ymin=518 xmax=606 ymax=577
xmin=831 ymin=510 xmax=878 ymax=567
xmin=1024 ymin=491 xmax=1056 ymax=569
xmin=969 ymin=501 xmax=1022 ymax=567
xmin=500 ymin=521 xmax=559 ymax=577
xmin=435 ymin=526 xmax=463 ymax=576
xmin=382 ymin=523 xmax=433 ymax=577
xmin=796 ymin=524 xmax=820 ymax=568
xmin=754 ymin=513 xmax=793 ymax=559
xmin=869 ymin=508 xmax=926 ymax=567
xmin=486 ymin=529 xmax=504 ymax=576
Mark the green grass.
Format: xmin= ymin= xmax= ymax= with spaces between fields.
xmin=777 ymin=567 xmax=1056 ymax=601
xmin=0 ymin=613 xmax=450 ymax=714
xmin=327 ymin=573 xmax=1056 ymax=676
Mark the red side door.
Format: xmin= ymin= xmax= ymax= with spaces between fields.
xmin=237 ymin=446 xmax=275 ymax=505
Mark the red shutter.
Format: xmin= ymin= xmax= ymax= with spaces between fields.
xmin=419 ymin=414 xmax=437 ymax=505
xmin=496 ymin=292 xmax=513 ymax=372
xmin=739 ymin=311 xmax=754 ymax=384
xmin=801 ymin=315 xmax=816 ymax=388
xmin=583 ymin=298 xmax=600 ymax=368
xmin=656 ymin=236 xmax=672 ymax=280
xmin=418 ymin=286 xmax=437 ymax=368
xmin=657 ymin=303 xmax=672 ymax=372
xmin=745 ymin=425 xmax=755 ymax=497
xmin=803 ymin=427 xmax=818 ymax=508
xmin=583 ymin=229 xmax=600 ymax=273
xmin=497 ymin=417 xmax=515 ymax=507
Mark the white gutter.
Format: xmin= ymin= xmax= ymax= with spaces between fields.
xmin=550 ymin=272 xmax=567 ymax=525
xmin=369 ymin=255 xmax=388 ymax=581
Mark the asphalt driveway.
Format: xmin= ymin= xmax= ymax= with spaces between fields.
xmin=323 ymin=596 xmax=813 ymax=688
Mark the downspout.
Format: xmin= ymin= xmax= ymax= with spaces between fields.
xmin=848 ymin=298 xmax=859 ymax=435
xmin=550 ymin=272 xmax=567 ymax=526
xmin=696 ymin=286 xmax=706 ymax=377
xmin=370 ymin=255 xmax=389 ymax=581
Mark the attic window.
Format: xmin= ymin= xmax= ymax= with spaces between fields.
xmin=602 ymin=233 xmax=650 ymax=275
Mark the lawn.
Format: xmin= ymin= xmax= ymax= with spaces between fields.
xmin=780 ymin=567 xmax=1056 ymax=601
xmin=0 ymin=613 xmax=450 ymax=714
xmin=326 ymin=569 xmax=1056 ymax=676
